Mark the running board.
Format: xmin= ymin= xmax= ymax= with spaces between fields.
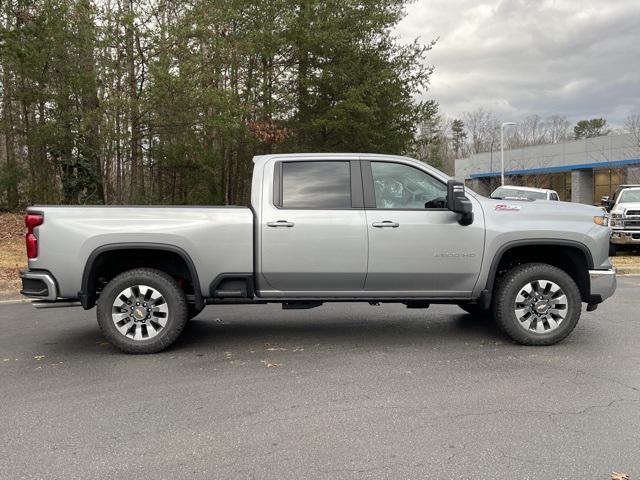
xmin=33 ymin=300 xmax=83 ymax=309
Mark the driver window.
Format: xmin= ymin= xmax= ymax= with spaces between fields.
xmin=370 ymin=162 xmax=447 ymax=209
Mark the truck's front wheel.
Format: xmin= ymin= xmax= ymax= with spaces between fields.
xmin=493 ymin=263 xmax=581 ymax=346
xmin=96 ymin=268 xmax=188 ymax=354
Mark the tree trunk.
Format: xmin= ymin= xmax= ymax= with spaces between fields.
xmin=125 ymin=0 xmax=141 ymax=202
xmin=78 ymin=0 xmax=105 ymax=204
xmin=2 ymin=1 xmax=19 ymax=209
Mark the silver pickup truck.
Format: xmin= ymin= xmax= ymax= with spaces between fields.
xmin=20 ymin=153 xmax=616 ymax=353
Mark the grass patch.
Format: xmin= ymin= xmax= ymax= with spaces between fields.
xmin=0 ymin=213 xmax=26 ymax=293
xmin=612 ymin=254 xmax=640 ymax=273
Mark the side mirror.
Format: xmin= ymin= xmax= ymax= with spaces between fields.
xmin=447 ymin=180 xmax=473 ymax=225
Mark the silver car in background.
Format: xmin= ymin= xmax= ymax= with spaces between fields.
xmin=491 ymin=185 xmax=560 ymax=201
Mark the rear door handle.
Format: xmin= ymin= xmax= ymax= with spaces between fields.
xmin=267 ymin=220 xmax=295 ymax=227
xmin=372 ymin=221 xmax=399 ymax=228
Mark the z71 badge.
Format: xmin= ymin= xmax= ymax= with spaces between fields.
xmin=495 ymin=204 xmax=521 ymax=211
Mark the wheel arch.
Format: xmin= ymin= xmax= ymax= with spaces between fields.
xmin=80 ymin=243 xmax=203 ymax=310
xmin=484 ymin=239 xmax=593 ymax=304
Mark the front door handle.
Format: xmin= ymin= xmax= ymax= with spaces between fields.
xmin=267 ymin=220 xmax=295 ymax=227
xmin=372 ymin=221 xmax=400 ymax=228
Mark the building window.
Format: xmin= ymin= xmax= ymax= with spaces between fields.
xmin=594 ymin=169 xmax=622 ymax=204
xmin=550 ymin=172 xmax=571 ymax=201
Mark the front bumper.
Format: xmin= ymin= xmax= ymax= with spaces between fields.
xmin=610 ymin=230 xmax=640 ymax=245
xmin=588 ymin=268 xmax=617 ymax=304
xmin=20 ymin=270 xmax=58 ymax=301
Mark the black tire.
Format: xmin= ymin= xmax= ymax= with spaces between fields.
xmin=187 ymin=304 xmax=204 ymax=320
xmin=492 ymin=263 xmax=582 ymax=346
xmin=609 ymin=243 xmax=617 ymax=257
xmin=96 ymin=268 xmax=188 ymax=354
xmin=457 ymin=303 xmax=491 ymax=317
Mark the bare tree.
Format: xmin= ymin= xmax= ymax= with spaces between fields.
xmin=623 ymin=112 xmax=640 ymax=184
xmin=505 ymin=114 xmax=572 ymax=148
xmin=546 ymin=115 xmax=572 ymax=143
xmin=624 ymin=112 xmax=640 ymax=145
xmin=462 ymin=107 xmax=499 ymax=154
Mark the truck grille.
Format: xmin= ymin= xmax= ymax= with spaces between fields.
xmin=624 ymin=219 xmax=640 ymax=228
xmin=626 ymin=210 xmax=640 ymax=216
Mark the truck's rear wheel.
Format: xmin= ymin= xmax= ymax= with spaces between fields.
xmin=96 ymin=268 xmax=188 ymax=354
xmin=493 ymin=263 xmax=581 ymax=346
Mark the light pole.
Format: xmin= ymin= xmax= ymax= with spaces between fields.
xmin=501 ymin=122 xmax=516 ymax=186
xmin=489 ymin=139 xmax=495 ymax=191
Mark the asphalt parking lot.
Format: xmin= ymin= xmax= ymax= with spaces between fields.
xmin=1 ymin=277 xmax=639 ymax=480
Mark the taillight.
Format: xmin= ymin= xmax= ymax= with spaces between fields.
xmin=25 ymin=213 xmax=44 ymax=259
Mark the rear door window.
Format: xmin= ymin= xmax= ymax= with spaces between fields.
xmin=281 ymin=161 xmax=351 ymax=209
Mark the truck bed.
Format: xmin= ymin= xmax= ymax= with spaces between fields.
xmin=26 ymin=206 xmax=254 ymax=298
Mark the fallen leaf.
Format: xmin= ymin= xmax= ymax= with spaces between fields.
xmin=261 ymin=360 xmax=281 ymax=368
xmin=611 ymin=473 xmax=629 ymax=480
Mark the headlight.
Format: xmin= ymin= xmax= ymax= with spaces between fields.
xmin=609 ymin=213 xmax=623 ymax=228
xmin=593 ymin=215 xmax=608 ymax=226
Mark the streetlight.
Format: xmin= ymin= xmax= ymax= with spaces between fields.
xmin=501 ymin=122 xmax=516 ymax=186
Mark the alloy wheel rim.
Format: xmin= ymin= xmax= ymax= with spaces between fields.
xmin=514 ymin=279 xmax=567 ymax=334
xmin=111 ymin=285 xmax=169 ymax=340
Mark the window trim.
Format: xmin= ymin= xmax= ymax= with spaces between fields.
xmin=273 ymin=160 xmax=364 ymax=210
xmin=362 ymin=160 xmax=450 ymax=211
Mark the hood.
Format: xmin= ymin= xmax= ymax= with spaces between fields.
xmin=612 ymin=202 xmax=640 ymax=214
xmin=477 ymin=195 xmax=604 ymax=221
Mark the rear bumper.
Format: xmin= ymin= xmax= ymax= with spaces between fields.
xmin=610 ymin=230 xmax=640 ymax=245
xmin=588 ymin=268 xmax=617 ymax=304
xmin=20 ymin=270 xmax=58 ymax=301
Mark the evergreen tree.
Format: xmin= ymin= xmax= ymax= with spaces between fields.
xmin=0 ymin=0 xmax=436 ymax=208
xmin=574 ymin=118 xmax=611 ymax=139
xmin=451 ymin=119 xmax=466 ymax=157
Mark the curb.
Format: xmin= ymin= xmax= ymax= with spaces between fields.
xmin=0 ymin=297 xmax=31 ymax=305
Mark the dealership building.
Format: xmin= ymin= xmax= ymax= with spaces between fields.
xmin=455 ymin=132 xmax=640 ymax=204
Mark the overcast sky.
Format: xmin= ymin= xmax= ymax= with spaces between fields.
xmin=396 ymin=0 xmax=640 ymax=127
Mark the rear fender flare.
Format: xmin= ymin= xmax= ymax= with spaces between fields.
xmin=79 ymin=243 xmax=203 ymax=310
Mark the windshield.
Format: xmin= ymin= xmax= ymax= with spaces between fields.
xmin=618 ymin=190 xmax=640 ymax=203
xmin=491 ymin=187 xmax=547 ymax=200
